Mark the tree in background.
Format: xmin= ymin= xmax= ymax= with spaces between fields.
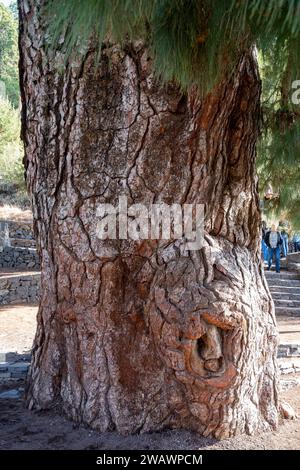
xmin=0 ymin=2 xmax=27 ymax=206
xmin=0 ymin=96 xmax=19 ymax=153
xmin=0 ymin=97 xmax=23 ymax=185
xmin=8 ymin=1 xmax=18 ymax=21
xmin=258 ymin=47 xmax=300 ymax=228
xmin=0 ymin=1 xmax=19 ymax=108
xmin=19 ymin=0 xmax=300 ymax=438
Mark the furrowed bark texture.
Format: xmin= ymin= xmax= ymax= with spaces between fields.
xmin=19 ymin=0 xmax=279 ymax=438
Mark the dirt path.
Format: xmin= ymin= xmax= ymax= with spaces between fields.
xmin=0 ymin=304 xmax=38 ymax=355
xmin=277 ymin=316 xmax=300 ymax=343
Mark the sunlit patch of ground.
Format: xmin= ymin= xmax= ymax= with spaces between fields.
xmin=0 ymin=303 xmax=38 ymax=354
xmin=0 ymin=204 xmax=32 ymax=222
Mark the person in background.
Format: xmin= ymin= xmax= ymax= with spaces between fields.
xmin=264 ymin=224 xmax=283 ymax=273
xmin=280 ymin=227 xmax=289 ymax=258
xmin=293 ymin=231 xmax=300 ymax=252
xmin=261 ymin=221 xmax=268 ymax=262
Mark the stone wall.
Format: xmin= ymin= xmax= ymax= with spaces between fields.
xmin=278 ymin=342 xmax=300 ymax=358
xmin=10 ymin=238 xmax=36 ymax=248
xmin=6 ymin=220 xmax=34 ymax=240
xmin=0 ymin=246 xmax=40 ymax=269
xmin=286 ymin=253 xmax=300 ymax=273
xmin=0 ymin=272 xmax=40 ymax=304
xmin=0 ymin=221 xmax=10 ymax=248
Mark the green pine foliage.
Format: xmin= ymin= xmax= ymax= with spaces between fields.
xmin=45 ymin=1 xmax=300 ymax=91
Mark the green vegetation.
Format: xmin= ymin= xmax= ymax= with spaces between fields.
xmin=0 ymin=97 xmax=23 ymax=185
xmin=0 ymin=95 xmax=28 ymax=207
xmin=45 ymin=1 xmax=300 ymax=92
xmin=258 ymin=43 xmax=300 ymax=228
xmin=0 ymin=2 xmax=27 ymax=206
xmin=8 ymin=1 xmax=18 ymax=22
xmin=0 ymin=1 xmax=19 ymax=108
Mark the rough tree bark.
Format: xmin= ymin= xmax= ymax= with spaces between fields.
xmin=19 ymin=0 xmax=279 ymax=438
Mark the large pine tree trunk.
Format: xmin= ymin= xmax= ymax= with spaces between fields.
xmin=19 ymin=1 xmax=279 ymax=438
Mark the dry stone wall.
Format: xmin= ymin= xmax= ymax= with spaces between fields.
xmin=0 ymin=272 xmax=40 ymax=304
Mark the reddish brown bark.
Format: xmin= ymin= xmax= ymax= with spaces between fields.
xmin=19 ymin=0 xmax=279 ymax=438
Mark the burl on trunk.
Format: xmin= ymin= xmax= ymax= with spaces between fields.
xmin=19 ymin=0 xmax=279 ymax=438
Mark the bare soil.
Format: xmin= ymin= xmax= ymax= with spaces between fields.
xmin=277 ymin=316 xmax=300 ymax=343
xmin=0 ymin=303 xmax=38 ymax=355
xmin=0 ymin=382 xmax=298 ymax=450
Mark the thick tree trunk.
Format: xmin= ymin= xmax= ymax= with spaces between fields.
xmin=19 ymin=1 xmax=279 ymax=438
